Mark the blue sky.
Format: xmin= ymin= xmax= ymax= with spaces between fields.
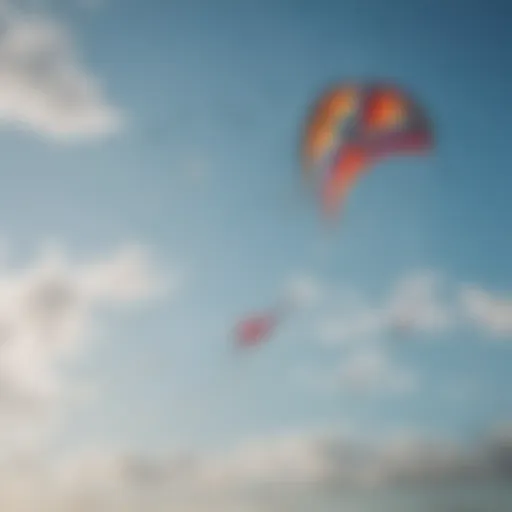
xmin=0 ymin=0 xmax=510 ymax=467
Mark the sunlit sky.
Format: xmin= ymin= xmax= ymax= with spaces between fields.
xmin=0 ymin=0 xmax=510 ymax=462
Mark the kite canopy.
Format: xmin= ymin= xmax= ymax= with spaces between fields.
xmin=302 ymin=82 xmax=434 ymax=217
xmin=235 ymin=312 xmax=278 ymax=347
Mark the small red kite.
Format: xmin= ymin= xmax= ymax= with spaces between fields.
xmin=234 ymin=312 xmax=279 ymax=347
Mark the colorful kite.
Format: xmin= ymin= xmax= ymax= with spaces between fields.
xmin=302 ymin=82 xmax=434 ymax=217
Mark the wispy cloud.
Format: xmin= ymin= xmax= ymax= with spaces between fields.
xmin=294 ymin=269 xmax=512 ymax=400
xmin=316 ymin=270 xmax=512 ymax=346
xmin=0 ymin=3 xmax=122 ymax=141
xmin=295 ymin=346 xmax=417 ymax=397
xmin=459 ymin=285 xmax=512 ymax=337
xmin=385 ymin=271 xmax=453 ymax=333
xmin=284 ymin=274 xmax=324 ymax=309
xmin=0 ymin=242 xmax=169 ymax=456
xmin=335 ymin=347 xmax=417 ymax=396
xmin=317 ymin=270 xmax=451 ymax=347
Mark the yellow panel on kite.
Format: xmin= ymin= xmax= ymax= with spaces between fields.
xmin=302 ymin=86 xmax=359 ymax=171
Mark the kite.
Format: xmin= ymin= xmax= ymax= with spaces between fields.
xmin=234 ymin=301 xmax=291 ymax=348
xmin=234 ymin=311 xmax=278 ymax=347
xmin=302 ymin=82 xmax=434 ymax=217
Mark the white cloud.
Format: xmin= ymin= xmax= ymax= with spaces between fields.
xmin=0 ymin=6 xmax=122 ymax=141
xmin=295 ymin=345 xmax=417 ymax=398
xmin=318 ymin=304 xmax=385 ymax=346
xmin=284 ymin=274 xmax=324 ymax=309
xmin=460 ymin=286 xmax=512 ymax=337
xmin=8 ymin=428 xmax=504 ymax=512
xmin=194 ymin=434 xmax=336 ymax=490
xmin=313 ymin=270 xmax=512 ymax=345
xmin=0 ymin=427 xmax=498 ymax=511
xmin=294 ymin=270 xmax=512 ymax=405
xmin=0 ymin=243 xmax=168 ymax=456
xmin=385 ymin=271 xmax=452 ymax=332
xmin=76 ymin=244 xmax=171 ymax=303
xmin=335 ymin=347 xmax=417 ymax=396
xmin=296 ymin=271 xmax=455 ymax=399
xmin=317 ymin=270 xmax=452 ymax=346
